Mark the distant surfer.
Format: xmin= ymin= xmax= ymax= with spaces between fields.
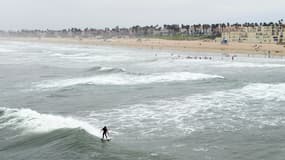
xmin=101 ymin=126 xmax=109 ymax=140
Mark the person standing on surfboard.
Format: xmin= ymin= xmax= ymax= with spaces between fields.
xmin=101 ymin=126 xmax=109 ymax=140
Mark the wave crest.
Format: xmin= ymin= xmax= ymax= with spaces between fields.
xmin=87 ymin=66 xmax=126 ymax=73
xmin=34 ymin=72 xmax=224 ymax=89
xmin=0 ymin=107 xmax=100 ymax=137
xmin=215 ymin=62 xmax=285 ymax=68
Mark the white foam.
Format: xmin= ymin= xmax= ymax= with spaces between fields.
xmin=50 ymin=52 xmax=133 ymax=62
xmin=238 ymin=83 xmax=285 ymax=101
xmin=0 ymin=107 xmax=101 ymax=137
xmin=145 ymin=58 xmax=285 ymax=69
xmin=88 ymin=83 xmax=285 ymax=137
xmin=215 ymin=62 xmax=285 ymax=68
xmin=0 ymin=48 xmax=14 ymax=53
xmin=97 ymin=67 xmax=126 ymax=72
xmin=34 ymin=72 xmax=224 ymax=89
xmin=193 ymin=147 xmax=209 ymax=152
xmin=51 ymin=53 xmax=89 ymax=57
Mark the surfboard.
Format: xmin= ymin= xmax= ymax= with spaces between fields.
xmin=101 ymin=138 xmax=112 ymax=142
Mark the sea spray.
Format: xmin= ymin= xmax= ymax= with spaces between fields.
xmin=0 ymin=107 xmax=101 ymax=137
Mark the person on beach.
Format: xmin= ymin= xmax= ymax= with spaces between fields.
xmin=101 ymin=126 xmax=109 ymax=140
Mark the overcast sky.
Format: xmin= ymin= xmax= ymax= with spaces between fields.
xmin=0 ymin=0 xmax=284 ymax=30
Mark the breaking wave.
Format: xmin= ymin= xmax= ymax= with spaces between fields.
xmin=0 ymin=107 xmax=164 ymax=160
xmin=34 ymin=72 xmax=224 ymax=89
xmin=0 ymin=107 xmax=154 ymax=160
xmin=50 ymin=52 xmax=133 ymax=62
xmin=0 ymin=48 xmax=15 ymax=53
xmin=87 ymin=66 xmax=126 ymax=73
xmin=214 ymin=62 xmax=285 ymax=68
xmin=0 ymin=107 xmax=101 ymax=137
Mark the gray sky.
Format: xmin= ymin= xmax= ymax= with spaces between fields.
xmin=0 ymin=0 xmax=284 ymax=30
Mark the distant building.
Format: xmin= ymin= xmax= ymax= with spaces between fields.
xmin=219 ymin=25 xmax=285 ymax=44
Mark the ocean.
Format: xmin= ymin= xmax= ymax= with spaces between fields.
xmin=0 ymin=40 xmax=285 ymax=160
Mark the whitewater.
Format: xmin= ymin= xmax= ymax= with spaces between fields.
xmin=0 ymin=40 xmax=285 ymax=160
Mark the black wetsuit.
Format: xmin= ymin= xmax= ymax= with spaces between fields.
xmin=102 ymin=127 xmax=108 ymax=139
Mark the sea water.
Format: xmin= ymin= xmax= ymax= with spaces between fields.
xmin=0 ymin=41 xmax=285 ymax=160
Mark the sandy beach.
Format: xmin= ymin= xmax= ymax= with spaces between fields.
xmin=1 ymin=37 xmax=285 ymax=56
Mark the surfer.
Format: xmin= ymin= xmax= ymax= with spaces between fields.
xmin=101 ymin=126 xmax=109 ymax=140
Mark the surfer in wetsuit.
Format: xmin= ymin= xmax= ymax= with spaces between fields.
xmin=101 ymin=126 xmax=109 ymax=140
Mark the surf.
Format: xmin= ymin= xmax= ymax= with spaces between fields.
xmin=0 ymin=108 xmax=152 ymax=160
xmin=214 ymin=62 xmax=285 ymax=68
xmin=87 ymin=66 xmax=126 ymax=73
xmin=0 ymin=107 xmax=101 ymax=137
xmin=88 ymin=83 xmax=285 ymax=137
xmin=33 ymin=71 xmax=224 ymax=90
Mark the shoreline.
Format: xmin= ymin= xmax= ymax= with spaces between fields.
xmin=1 ymin=37 xmax=285 ymax=57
